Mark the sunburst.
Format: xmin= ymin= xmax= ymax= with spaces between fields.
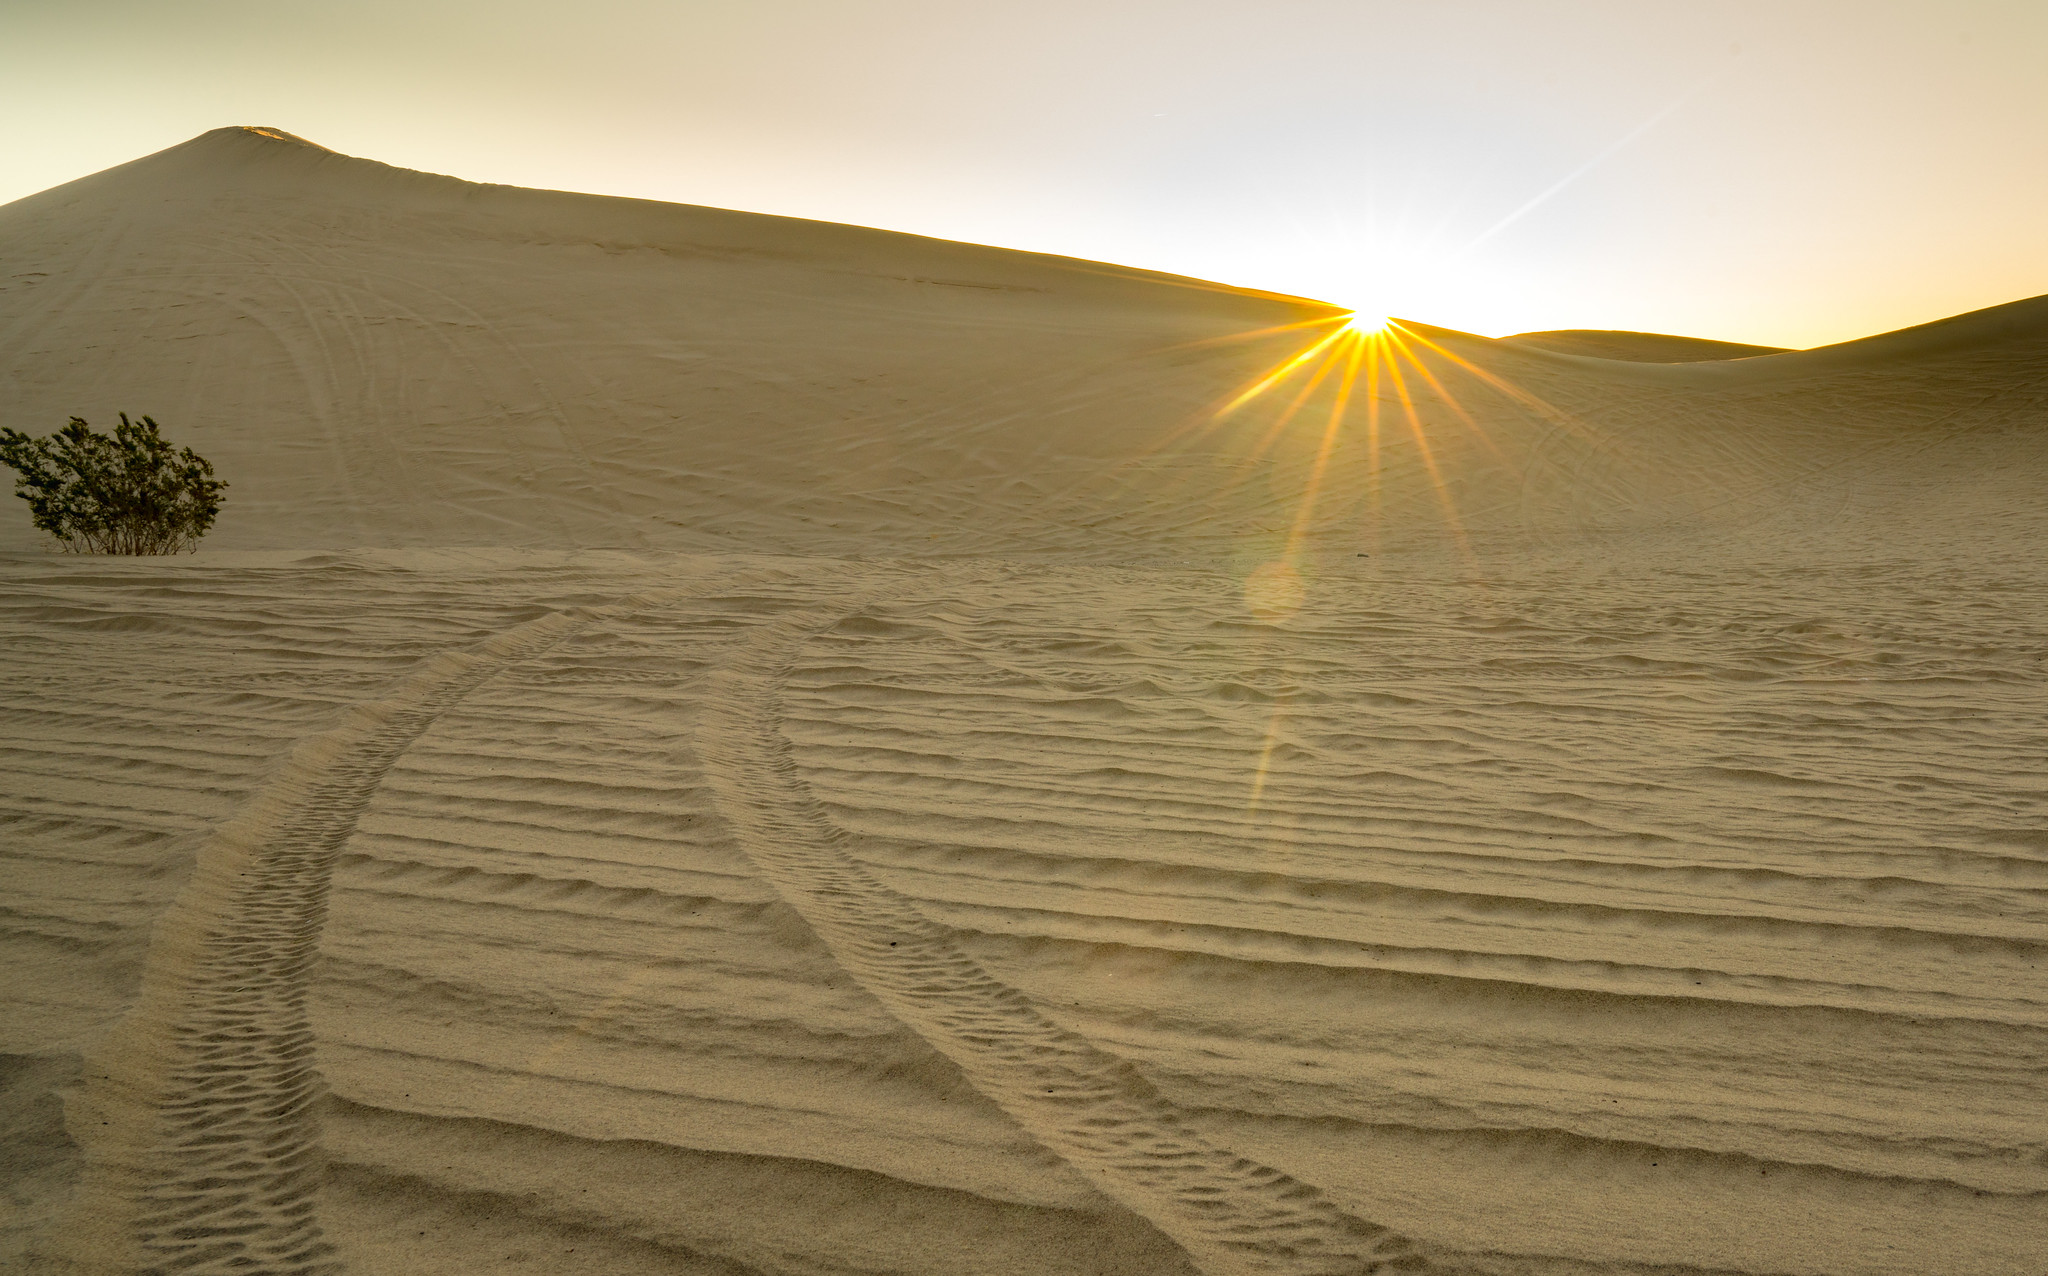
xmin=1209 ymin=307 xmax=1591 ymax=817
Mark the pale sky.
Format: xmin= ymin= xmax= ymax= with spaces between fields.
xmin=5 ymin=0 xmax=2045 ymax=347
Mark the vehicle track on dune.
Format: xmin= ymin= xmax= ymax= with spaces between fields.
xmin=697 ymin=591 xmax=1430 ymax=1276
xmin=35 ymin=567 xmax=1424 ymax=1276
xmin=37 ymin=589 xmax=686 ymax=1276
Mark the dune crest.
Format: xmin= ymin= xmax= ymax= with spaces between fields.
xmin=3 ymin=127 xmax=2041 ymax=562
xmin=1497 ymin=330 xmax=1790 ymax=363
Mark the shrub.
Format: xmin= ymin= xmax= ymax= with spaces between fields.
xmin=0 ymin=414 xmax=227 ymax=554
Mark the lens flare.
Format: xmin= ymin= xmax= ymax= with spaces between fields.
xmin=1243 ymin=560 xmax=1307 ymax=623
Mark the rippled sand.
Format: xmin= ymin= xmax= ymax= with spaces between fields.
xmin=2 ymin=129 xmax=2045 ymax=1275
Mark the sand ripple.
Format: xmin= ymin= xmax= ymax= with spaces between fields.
xmin=3 ymin=553 xmax=2044 ymax=1275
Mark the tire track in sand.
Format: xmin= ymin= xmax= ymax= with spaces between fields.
xmin=698 ymin=594 xmax=1430 ymax=1276
xmin=38 ymin=590 xmax=682 ymax=1276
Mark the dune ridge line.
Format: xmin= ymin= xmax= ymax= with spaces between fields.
xmin=696 ymin=581 xmax=1429 ymax=1276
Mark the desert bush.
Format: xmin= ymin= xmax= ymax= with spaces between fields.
xmin=0 ymin=414 xmax=227 ymax=554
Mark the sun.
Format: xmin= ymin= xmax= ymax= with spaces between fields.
xmin=1342 ymin=312 xmax=1391 ymax=336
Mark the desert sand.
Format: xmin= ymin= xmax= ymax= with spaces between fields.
xmin=1 ymin=126 xmax=2044 ymax=1275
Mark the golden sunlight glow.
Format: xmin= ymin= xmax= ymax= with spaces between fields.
xmin=1158 ymin=307 xmax=1611 ymax=820
xmin=1201 ymin=309 xmax=1589 ymax=601
xmin=1144 ymin=304 xmax=1601 ymax=626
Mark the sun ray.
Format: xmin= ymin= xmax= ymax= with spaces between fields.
xmin=1454 ymin=79 xmax=1710 ymax=259
xmin=1377 ymin=332 xmax=1474 ymax=559
xmin=1216 ymin=324 xmax=1351 ymax=418
xmin=1031 ymin=317 xmax=1360 ymax=528
xmin=1090 ymin=301 xmax=1612 ymax=572
xmin=1240 ymin=333 xmax=1349 ymax=466
xmin=1129 ymin=308 xmax=1380 ymax=470
xmin=1149 ymin=312 xmax=1352 ymax=355
xmin=1363 ymin=331 xmax=1385 ymax=545
xmin=1379 ymin=325 xmax=1510 ymax=464
xmin=1393 ymin=325 xmax=1602 ymax=445
xmin=1248 ymin=700 xmax=1287 ymax=814
xmin=1230 ymin=317 xmax=1524 ymax=814
xmin=1283 ymin=332 xmax=1366 ymax=556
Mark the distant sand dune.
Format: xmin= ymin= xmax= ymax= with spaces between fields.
xmin=1496 ymin=331 xmax=1790 ymax=363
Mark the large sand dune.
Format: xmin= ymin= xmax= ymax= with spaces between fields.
xmin=2 ymin=128 xmax=2045 ymax=1275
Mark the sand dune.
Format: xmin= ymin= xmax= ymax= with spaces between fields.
xmin=6 ymin=126 xmax=2042 ymax=563
xmin=2 ymin=129 xmax=2046 ymax=1275
xmin=1496 ymin=331 xmax=1790 ymax=363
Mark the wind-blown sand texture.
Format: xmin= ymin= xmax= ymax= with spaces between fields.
xmin=2 ymin=127 xmax=2045 ymax=1275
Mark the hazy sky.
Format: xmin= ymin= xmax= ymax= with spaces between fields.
xmin=6 ymin=0 xmax=2045 ymax=346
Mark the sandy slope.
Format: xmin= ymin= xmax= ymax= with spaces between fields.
xmin=5 ymin=126 xmax=2042 ymax=564
xmin=2 ymin=129 xmax=2046 ymax=1275
xmin=1496 ymin=332 xmax=1789 ymax=363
